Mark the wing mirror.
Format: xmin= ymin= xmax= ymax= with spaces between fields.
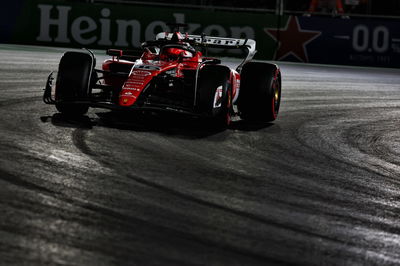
xmin=107 ymin=49 xmax=123 ymax=58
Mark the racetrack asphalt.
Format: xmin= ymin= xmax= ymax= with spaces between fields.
xmin=1 ymin=44 xmax=400 ymax=265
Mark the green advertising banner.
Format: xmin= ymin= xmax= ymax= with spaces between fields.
xmin=11 ymin=0 xmax=279 ymax=59
xmin=7 ymin=1 xmax=400 ymax=67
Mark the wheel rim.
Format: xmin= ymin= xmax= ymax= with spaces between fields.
xmin=271 ymin=78 xmax=280 ymax=119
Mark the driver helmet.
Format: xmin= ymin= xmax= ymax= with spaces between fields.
xmin=162 ymin=47 xmax=192 ymax=58
xmin=160 ymin=46 xmax=194 ymax=61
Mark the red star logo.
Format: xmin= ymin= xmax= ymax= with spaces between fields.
xmin=265 ymin=16 xmax=321 ymax=62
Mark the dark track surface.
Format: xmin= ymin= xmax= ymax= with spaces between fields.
xmin=1 ymin=45 xmax=400 ymax=266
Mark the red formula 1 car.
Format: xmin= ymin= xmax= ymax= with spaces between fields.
xmin=44 ymin=25 xmax=281 ymax=127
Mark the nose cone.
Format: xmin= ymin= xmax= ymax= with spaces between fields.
xmin=118 ymin=69 xmax=154 ymax=107
xmin=119 ymin=90 xmax=137 ymax=106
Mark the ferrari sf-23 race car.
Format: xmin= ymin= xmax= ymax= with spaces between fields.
xmin=44 ymin=25 xmax=281 ymax=127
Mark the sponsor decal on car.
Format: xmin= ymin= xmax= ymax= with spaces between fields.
xmin=132 ymin=70 xmax=152 ymax=76
xmin=125 ymin=81 xmax=144 ymax=86
xmin=213 ymin=85 xmax=223 ymax=108
xmin=123 ymin=87 xmax=141 ymax=91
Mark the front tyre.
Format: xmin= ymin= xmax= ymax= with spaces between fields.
xmin=196 ymin=65 xmax=232 ymax=129
xmin=55 ymin=51 xmax=94 ymax=116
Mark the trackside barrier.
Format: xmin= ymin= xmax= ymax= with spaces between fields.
xmin=1 ymin=0 xmax=399 ymax=67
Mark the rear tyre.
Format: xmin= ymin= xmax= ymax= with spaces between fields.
xmin=238 ymin=62 xmax=281 ymax=122
xmin=55 ymin=51 xmax=94 ymax=116
xmin=197 ymin=65 xmax=231 ymax=128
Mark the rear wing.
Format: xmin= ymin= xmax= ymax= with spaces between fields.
xmin=156 ymin=32 xmax=257 ymax=71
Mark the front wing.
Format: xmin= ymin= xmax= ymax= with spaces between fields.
xmin=43 ymin=72 xmax=207 ymax=117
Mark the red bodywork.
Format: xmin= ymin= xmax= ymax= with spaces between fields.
xmin=102 ymin=47 xmax=241 ymax=109
xmin=42 ymin=30 xmax=281 ymax=125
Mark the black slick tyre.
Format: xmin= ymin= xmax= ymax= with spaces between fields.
xmin=238 ymin=62 xmax=281 ymax=122
xmin=55 ymin=51 xmax=94 ymax=116
xmin=197 ymin=65 xmax=231 ymax=128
